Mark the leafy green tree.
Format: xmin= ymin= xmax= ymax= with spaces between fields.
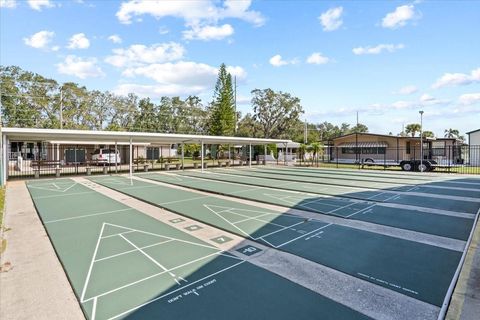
xmin=422 ymin=130 xmax=435 ymax=138
xmin=251 ymin=88 xmax=303 ymax=139
xmin=208 ymin=64 xmax=235 ymax=136
xmin=351 ymin=123 xmax=369 ymax=133
xmin=405 ymin=123 xmax=421 ymax=137
xmin=237 ymin=113 xmax=261 ymax=137
xmin=132 ymin=98 xmax=158 ymax=132
xmin=444 ymin=128 xmax=460 ymax=138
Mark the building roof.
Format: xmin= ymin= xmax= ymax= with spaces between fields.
xmin=0 ymin=127 xmax=290 ymax=146
xmin=332 ymin=132 xmax=457 ymax=141
xmin=466 ymin=128 xmax=480 ymax=135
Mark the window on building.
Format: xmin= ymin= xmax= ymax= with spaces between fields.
xmin=406 ymin=142 xmax=411 ymax=154
xmin=432 ymin=141 xmax=446 ymax=156
xmin=146 ymin=147 xmax=160 ymax=160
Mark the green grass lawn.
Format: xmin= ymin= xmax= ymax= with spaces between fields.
xmin=0 ymin=186 xmax=6 ymax=255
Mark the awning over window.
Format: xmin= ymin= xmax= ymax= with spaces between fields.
xmin=339 ymin=142 xmax=388 ymax=148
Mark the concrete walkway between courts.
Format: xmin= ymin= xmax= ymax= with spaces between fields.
xmin=0 ymin=181 xmax=84 ymax=320
xmin=446 ymin=210 xmax=480 ymax=320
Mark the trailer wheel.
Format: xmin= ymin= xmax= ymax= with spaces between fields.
xmin=363 ymin=158 xmax=375 ymax=166
xmin=416 ymin=162 xmax=431 ymax=172
xmin=400 ymin=161 xmax=413 ymax=171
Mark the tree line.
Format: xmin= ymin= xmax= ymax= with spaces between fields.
xmin=1 ymin=64 xmax=371 ymax=142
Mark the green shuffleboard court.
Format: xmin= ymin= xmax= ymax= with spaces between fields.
xmin=90 ymin=176 xmax=463 ymax=307
xmin=176 ymin=170 xmax=480 ymax=214
xmin=27 ymin=179 xmax=370 ymax=320
xmin=242 ymin=167 xmax=480 ymax=198
xmin=138 ymin=172 xmax=474 ymax=241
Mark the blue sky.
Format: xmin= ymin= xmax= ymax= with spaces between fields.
xmin=1 ymin=0 xmax=479 ymax=137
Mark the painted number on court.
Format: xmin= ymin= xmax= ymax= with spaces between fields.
xmin=236 ymin=245 xmax=262 ymax=256
xmin=185 ymin=225 xmax=203 ymax=231
xmin=169 ymin=218 xmax=185 ymax=224
xmin=211 ymin=235 xmax=233 ymax=244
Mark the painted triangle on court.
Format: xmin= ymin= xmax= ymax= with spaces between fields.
xmin=29 ymin=182 xmax=78 ymax=193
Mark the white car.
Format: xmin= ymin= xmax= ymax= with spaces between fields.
xmin=92 ymin=149 xmax=121 ymax=165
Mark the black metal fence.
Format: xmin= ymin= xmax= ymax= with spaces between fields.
xmin=6 ymin=143 xmax=262 ymax=180
xmin=297 ymin=145 xmax=480 ymax=174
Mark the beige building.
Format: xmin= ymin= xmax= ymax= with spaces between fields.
xmin=467 ymin=129 xmax=480 ymax=166
xmin=331 ymin=133 xmax=463 ymax=165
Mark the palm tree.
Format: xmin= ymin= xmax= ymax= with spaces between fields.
xmin=422 ymin=131 xmax=435 ymax=138
xmin=405 ymin=123 xmax=421 ymax=137
xmin=444 ymin=128 xmax=460 ymax=138
xmin=310 ymin=142 xmax=322 ymax=167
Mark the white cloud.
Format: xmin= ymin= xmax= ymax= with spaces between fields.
xmin=56 ymin=55 xmax=105 ymax=79
xmin=67 ymin=33 xmax=90 ymax=49
xmin=459 ymin=93 xmax=480 ymax=105
xmin=269 ymin=54 xmax=298 ymax=67
xmin=23 ymin=30 xmax=55 ymax=49
xmin=28 ymin=0 xmax=54 ymax=11
xmin=122 ymin=61 xmax=246 ymax=84
xmin=353 ymin=43 xmax=404 ymax=55
xmin=396 ymin=85 xmax=418 ymax=95
xmin=114 ymin=83 xmax=206 ymax=98
xmin=306 ymin=52 xmax=330 ymax=65
xmin=116 ymin=61 xmax=246 ymax=97
xmin=0 ymin=0 xmax=16 ymax=8
xmin=183 ymin=23 xmax=234 ymax=41
xmin=116 ymin=0 xmax=265 ymax=26
xmin=105 ymin=42 xmax=185 ymax=68
xmin=108 ymin=34 xmax=122 ymax=44
xmin=319 ymin=7 xmax=343 ymax=31
xmin=381 ymin=4 xmax=417 ymax=29
xmin=158 ymin=26 xmax=169 ymax=35
xmin=420 ymin=93 xmax=434 ymax=102
xmin=432 ymin=68 xmax=480 ymax=89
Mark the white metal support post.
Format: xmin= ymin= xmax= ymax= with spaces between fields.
xmin=284 ymin=143 xmax=287 ymax=166
xmin=115 ymin=141 xmax=118 ymax=174
xmin=249 ymin=143 xmax=252 ymax=168
xmin=264 ymin=144 xmax=267 ymax=166
xmin=181 ymin=143 xmax=184 ymax=171
xmin=419 ymin=110 xmax=424 ymax=172
xmin=201 ymin=140 xmax=204 ymax=173
xmin=129 ymin=138 xmax=133 ymax=178
xmin=56 ymin=143 xmax=60 ymax=169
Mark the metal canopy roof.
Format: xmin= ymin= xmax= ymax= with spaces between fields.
xmin=339 ymin=142 xmax=388 ymax=148
xmin=1 ymin=127 xmax=291 ymax=145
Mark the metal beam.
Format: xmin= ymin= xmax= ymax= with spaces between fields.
xmin=129 ymin=137 xmax=133 ymax=178
xmin=201 ymin=140 xmax=204 ymax=173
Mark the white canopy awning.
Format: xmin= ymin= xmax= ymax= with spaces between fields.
xmin=339 ymin=142 xmax=388 ymax=148
xmin=1 ymin=128 xmax=291 ymax=146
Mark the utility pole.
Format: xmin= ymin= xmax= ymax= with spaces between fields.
xmin=60 ymin=87 xmax=63 ymax=129
xmin=234 ymin=75 xmax=237 ymax=134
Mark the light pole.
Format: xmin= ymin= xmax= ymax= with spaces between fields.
xmin=419 ymin=110 xmax=424 ymax=172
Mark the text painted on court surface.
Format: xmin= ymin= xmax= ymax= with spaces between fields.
xmin=167 ymin=279 xmax=217 ymax=303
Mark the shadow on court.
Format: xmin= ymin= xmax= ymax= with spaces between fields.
xmin=90 ymin=175 xmax=468 ymax=308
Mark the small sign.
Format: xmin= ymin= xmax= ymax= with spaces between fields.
xmin=236 ymin=245 xmax=262 ymax=256
xmin=184 ymin=225 xmax=203 ymax=231
xmin=210 ymin=235 xmax=233 ymax=244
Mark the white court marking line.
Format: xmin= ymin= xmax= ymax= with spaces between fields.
xmin=119 ymin=234 xmax=183 ymax=285
xmin=345 ymin=204 xmax=377 ymax=218
xmin=203 ymin=204 xmax=309 ymax=241
xmin=100 ymin=230 xmax=136 ymax=239
xmin=84 ymin=251 xmax=242 ymax=304
xmin=91 ymin=297 xmax=98 ymax=320
xmin=94 ymin=239 xmax=174 ymax=262
xmin=106 ymin=260 xmax=245 ymax=320
xmin=44 ymin=208 xmax=134 ymax=224
xmin=81 ymin=223 xmax=106 ymax=302
xmin=274 ymin=223 xmax=333 ymax=248
xmin=29 ymin=182 xmax=78 ymax=194
xmin=327 ymin=202 xmax=358 ymax=214
xmin=382 ymin=193 xmax=402 ymax=202
xmin=33 ymin=190 xmax=96 ymax=199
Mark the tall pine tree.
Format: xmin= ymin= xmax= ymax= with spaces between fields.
xmin=208 ymin=64 xmax=235 ymax=136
